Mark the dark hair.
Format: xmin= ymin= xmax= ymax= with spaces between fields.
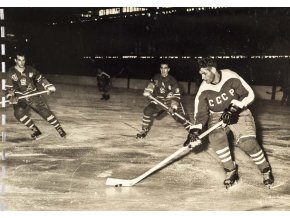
xmin=197 ymin=57 xmax=217 ymax=69
xmin=160 ymin=62 xmax=170 ymax=68
xmin=14 ymin=50 xmax=26 ymax=59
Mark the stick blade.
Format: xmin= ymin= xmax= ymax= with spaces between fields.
xmin=105 ymin=178 xmax=135 ymax=187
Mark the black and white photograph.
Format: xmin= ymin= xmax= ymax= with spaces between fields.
xmin=1 ymin=1 xmax=290 ymax=214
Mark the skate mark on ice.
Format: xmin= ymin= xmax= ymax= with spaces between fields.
xmin=122 ymin=122 xmax=140 ymax=132
xmin=271 ymin=179 xmax=290 ymax=190
xmin=68 ymin=162 xmax=91 ymax=192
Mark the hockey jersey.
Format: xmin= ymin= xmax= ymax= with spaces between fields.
xmin=194 ymin=69 xmax=255 ymax=127
xmin=5 ymin=66 xmax=52 ymax=96
xmin=149 ymin=73 xmax=181 ymax=103
xmin=97 ymin=71 xmax=110 ymax=87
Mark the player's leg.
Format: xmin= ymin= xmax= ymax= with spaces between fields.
xmin=230 ymin=109 xmax=274 ymax=187
xmin=104 ymin=83 xmax=110 ymax=100
xmin=13 ymin=102 xmax=42 ymax=139
xmin=136 ymin=103 xmax=158 ymax=139
xmin=28 ymin=96 xmax=66 ymax=138
xmin=208 ymin=113 xmax=238 ymax=188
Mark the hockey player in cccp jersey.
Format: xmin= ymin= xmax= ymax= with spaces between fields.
xmin=183 ymin=57 xmax=274 ymax=189
xmin=5 ymin=51 xmax=66 ymax=140
xmin=136 ymin=62 xmax=191 ymax=139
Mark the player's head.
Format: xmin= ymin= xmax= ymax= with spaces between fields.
xmin=160 ymin=62 xmax=170 ymax=77
xmin=197 ymin=57 xmax=217 ymax=69
xmin=96 ymin=68 xmax=102 ymax=74
xmin=197 ymin=57 xmax=217 ymax=84
xmin=14 ymin=51 xmax=26 ymax=68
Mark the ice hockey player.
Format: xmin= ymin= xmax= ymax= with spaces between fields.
xmin=136 ymin=62 xmax=191 ymax=139
xmin=96 ymin=68 xmax=111 ymax=100
xmin=5 ymin=51 xmax=66 ymax=140
xmin=184 ymin=57 xmax=274 ymax=189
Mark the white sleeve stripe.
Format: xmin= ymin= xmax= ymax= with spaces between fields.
xmin=102 ymin=72 xmax=110 ymax=78
xmin=44 ymin=84 xmax=52 ymax=88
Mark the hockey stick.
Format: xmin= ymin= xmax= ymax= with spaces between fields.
xmin=266 ymin=90 xmax=282 ymax=95
xmin=148 ymin=95 xmax=193 ymax=126
xmin=0 ymin=90 xmax=50 ymax=104
xmin=106 ymin=120 xmax=224 ymax=187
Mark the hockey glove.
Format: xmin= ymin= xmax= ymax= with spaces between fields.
xmin=168 ymin=100 xmax=178 ymax=115
xmin=45 ymin=84 xmax=56 ymax=95
xmin=9 ymin=96 xmax=19 ymax=104
xmin=143 ymin=88 xmax=153 ymax=97
xmin=167 ymin=92 xmax=173 ymax=99
xmin=183 ymin=128 xmax=202 ymax=148
xmin=220 ymin=103 xmax=241 ymax=125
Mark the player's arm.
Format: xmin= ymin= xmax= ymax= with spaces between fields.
xmin=34 ymin=69 xmax=56 ymax=94
xmin=143 ymin=79 xmax=156 ymax=97
xmin=184 ymin=90 xmax=209 ymax=148
xmin=167 ymin=77 xmax=181 ymax=113
xmin=231 ymin=75 xmax=255 ymax=108
xmin=5 ymin=72 xmax=18 ymax=104
xmin=220 ymin=75 xmax=255 ymax=125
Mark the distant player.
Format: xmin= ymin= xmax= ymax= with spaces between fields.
xmin=5 ymin=51 xmax=66 ymax=140
xmin=184 ymin=57 xmax=274 ymax=189
xmin=136 ymin=62 xmax=191 ymax=139
xmin=96 ymin=68 xmax=111 ymax=100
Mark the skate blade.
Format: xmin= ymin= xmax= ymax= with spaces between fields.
xmin=265 ymin=183 xmax=274 ymax=189
xmin=225 ymin=180 xmax=239 ymax=190
xmin=33 ymin=134 xmax=49 ymax=141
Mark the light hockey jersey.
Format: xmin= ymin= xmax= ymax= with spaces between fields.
xmin=6 ymin=66 xmax=52 ymax=96
xmin=194 ymin=69 xmax=255 ymax=127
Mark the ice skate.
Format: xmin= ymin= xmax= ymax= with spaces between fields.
xmin=263 ymin=168 xmax=274 ymax=188
xmin=56 ymin=126 xmax=67 ymax=138
xmin=136 ymin=128 xmax=149 ymax=139
xmin=31 ymin=126 xmax=42 ymax=140
xmin=101 ymin=94 xmax=106 ymax=100
xmin=105 ymin=94 xmax=110 ymax=100
xmin=224 ymin=166 xmax=239 ymax=189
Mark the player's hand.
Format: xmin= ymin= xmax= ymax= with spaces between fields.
xmin=183 ymin=128 xmax=202 ymax=148
xmin=168 ymin=105 xmax=177 ymax=115
xmin=46 ymin=85 xmax=56 ymax=95
xmin=143 ymin=88 xmax=152 ymax=97
xmin=167 ymin=92 xmax=173 ymax=99
xmin=9 ymin=96 xmax=19 ymax=104
xmin=220 ymin=103 xmax=240 ymax=125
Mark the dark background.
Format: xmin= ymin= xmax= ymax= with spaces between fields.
xmin=3 ymin=7 xmax=290 ymax=85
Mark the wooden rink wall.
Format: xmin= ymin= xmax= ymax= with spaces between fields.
xmin=45 ymin=74 xmax=282 ymax=100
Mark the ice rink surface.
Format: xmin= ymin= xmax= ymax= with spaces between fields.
xmin=1 ymin=83 xmax=290 ymax=211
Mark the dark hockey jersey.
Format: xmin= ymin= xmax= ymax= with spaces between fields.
xmin=150 ymin=74 xmax=181 ymax=102
xmin=97 ymin=72 xmax=110 ymax=87
xmin=194 ymin=69 xmax=255 ymax=128
xmin=5 ymin=66 xmax=52 ymax=96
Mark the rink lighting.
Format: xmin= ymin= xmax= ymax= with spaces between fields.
xmin=85 ymin=55 xmax=290 ymax=59
xmin=49 ymin=7 xmax=229 ymax=25
xmin=140 ymin=56 xmax=154 ymax=59
xmin=122 ymin=55 xmax=137 ymax=59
